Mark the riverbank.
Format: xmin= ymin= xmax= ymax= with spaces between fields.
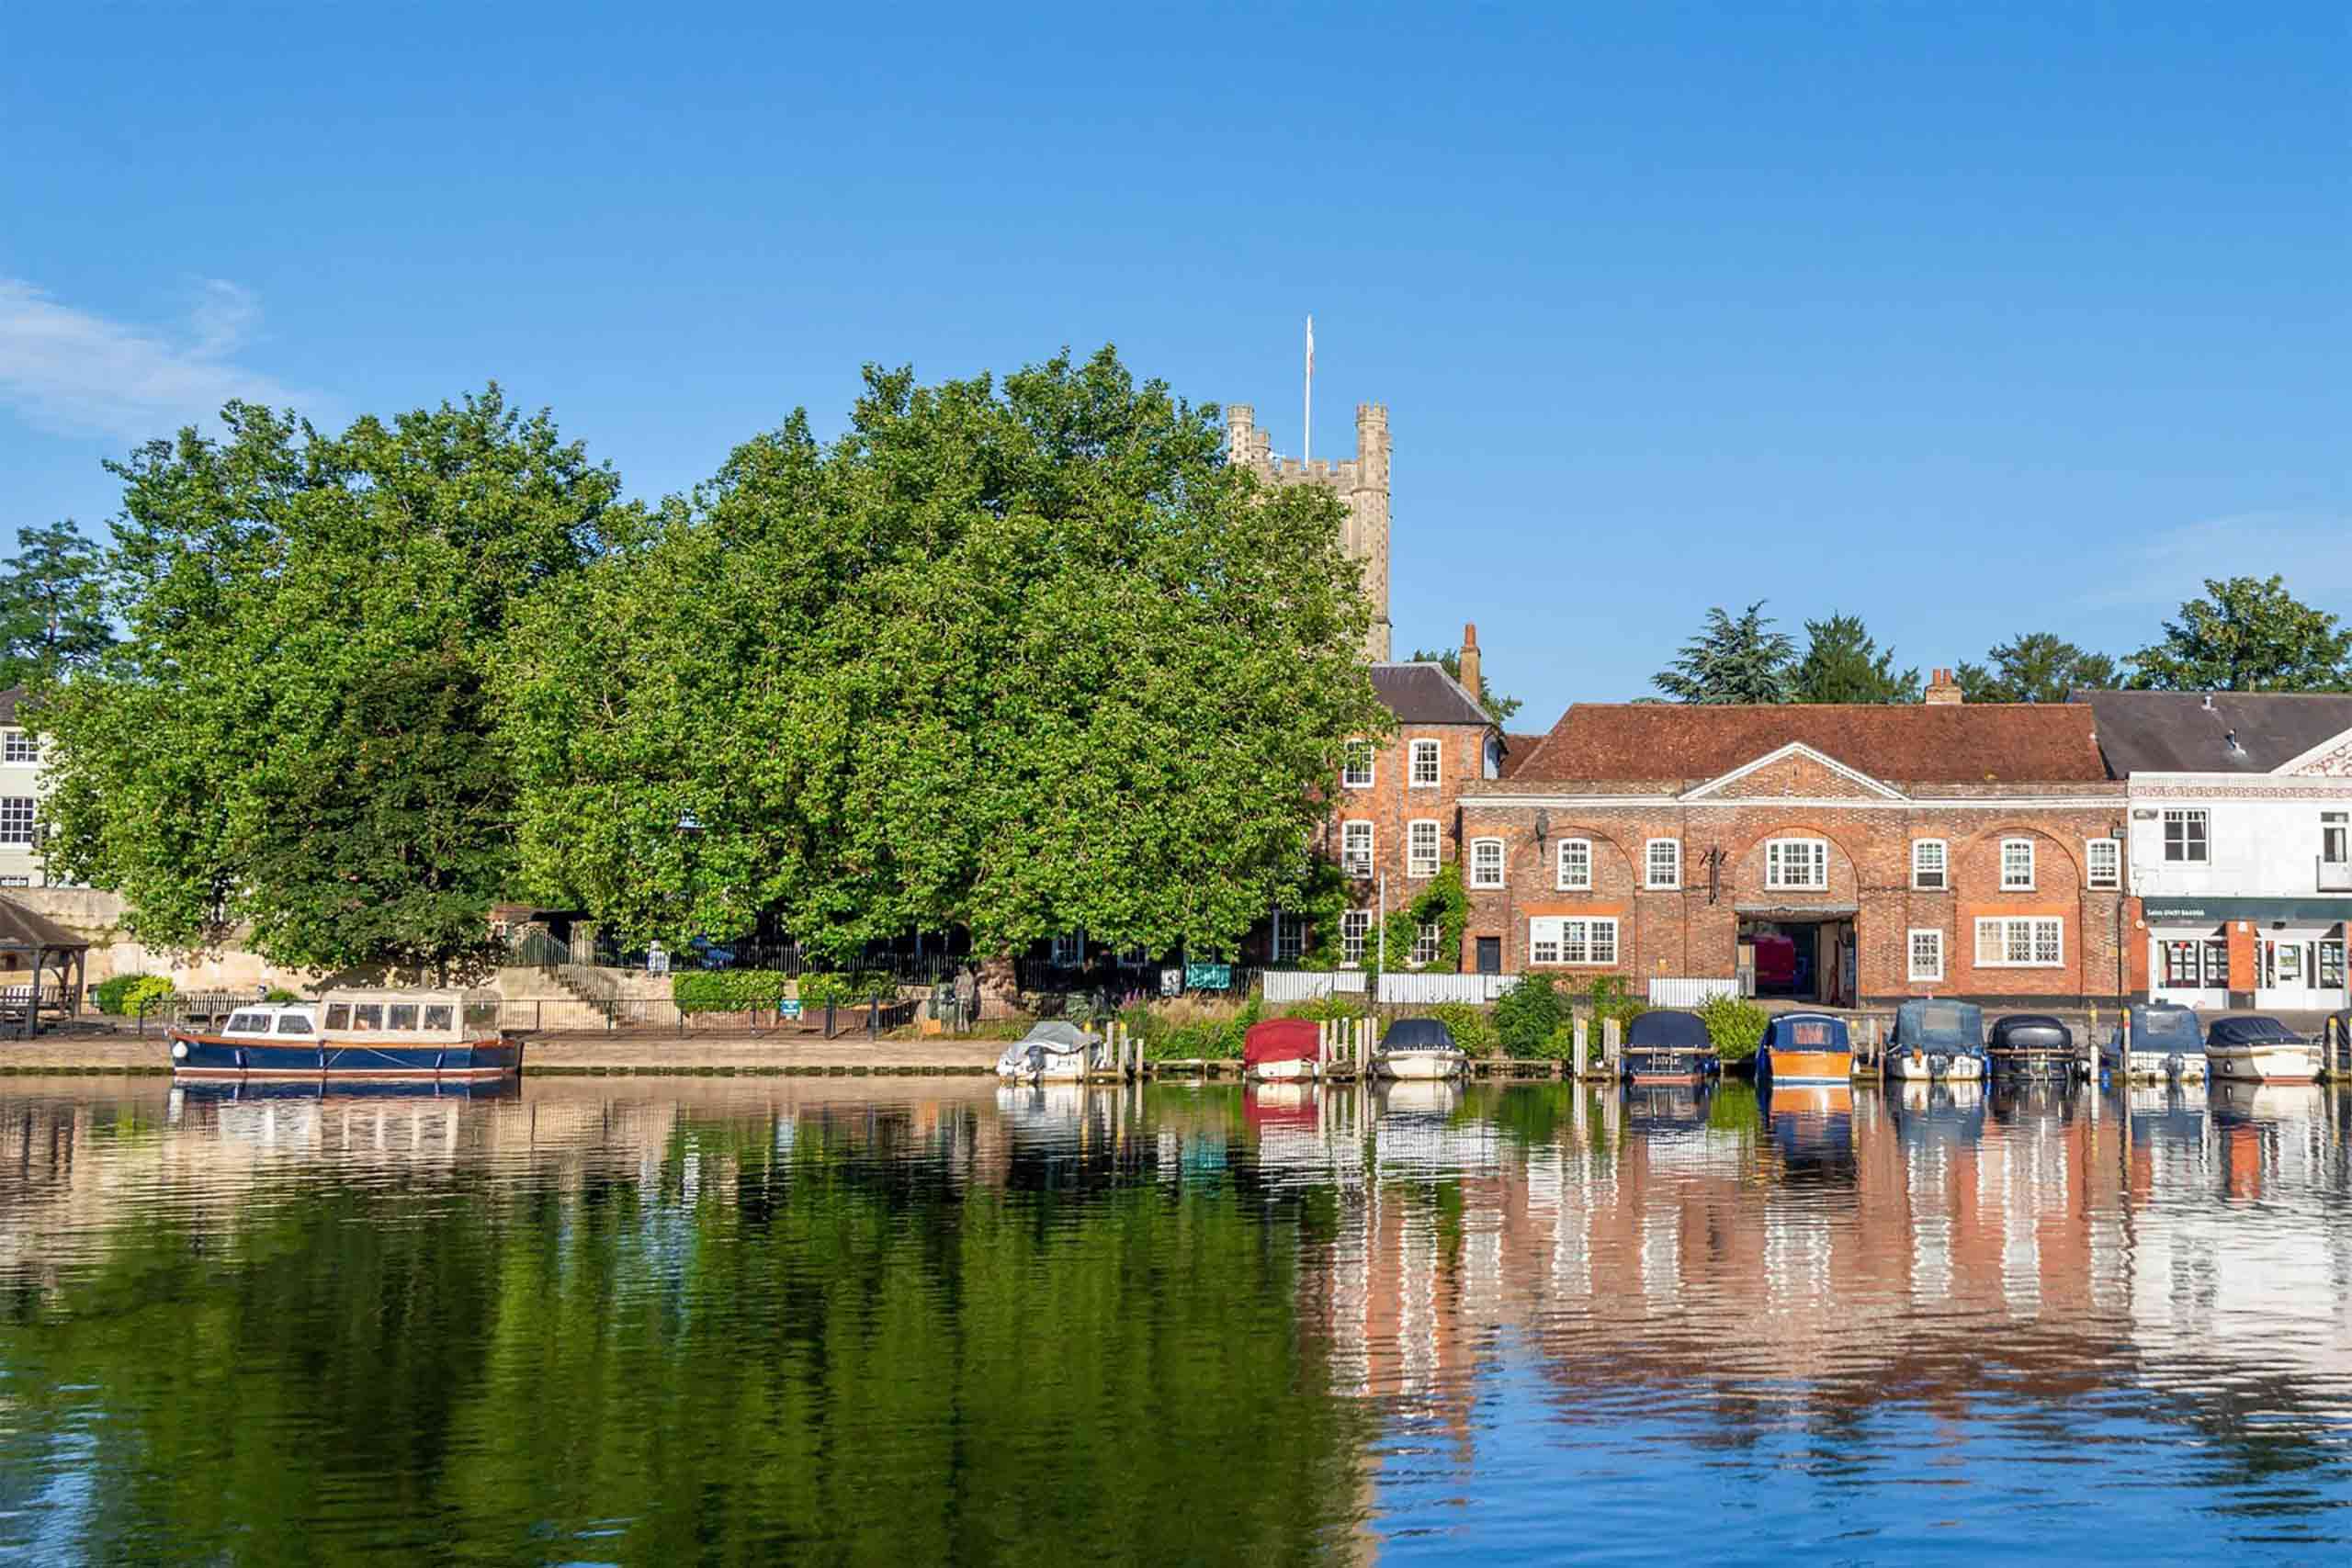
xmin=0 ymin=1028 xmax=1012 ymax=1077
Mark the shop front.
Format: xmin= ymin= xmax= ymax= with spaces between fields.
xmin=2140 ymin=897 xmax=2351 ymax=1012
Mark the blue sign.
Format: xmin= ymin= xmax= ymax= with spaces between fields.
xmin=778 ymin=998 xmax=804 ymax=1021
xmin=1183 ymin=962 xmax=1234 ymax=991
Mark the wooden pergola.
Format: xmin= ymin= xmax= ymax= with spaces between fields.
xmin=0 ymin=896 xmax=91 ymax=1041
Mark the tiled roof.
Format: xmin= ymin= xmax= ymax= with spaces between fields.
xmin=0 ymin=895 xmax=89 ymax=952
xmin=1368 ymin=663 xmax=1493 ymax=728
xmin=0 ymin=686 xmax=19 ymax=727
xmin=1498 ymin=732 xmax=1548 ymax=778
xmin=2077 ymin=690 xmax=2352 ymax=774
xmin=1510 ymin=703 xmax=2112 ymax=786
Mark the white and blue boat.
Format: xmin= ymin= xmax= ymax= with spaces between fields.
xmin=168 ymin=990 xmax=523 ymax=1082
xmin=1887 ymin=999 xmax=1986 ymax=1081
xmin=2100 ymin=1002 xmax=2206 ymax=1082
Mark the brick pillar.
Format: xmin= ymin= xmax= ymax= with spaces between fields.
xmin=2226 ymin=920 xmax=2257 ymax=1007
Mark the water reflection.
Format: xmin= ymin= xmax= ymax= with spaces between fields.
xmin=2 ymin=1074 xmax=2349 ymax=1564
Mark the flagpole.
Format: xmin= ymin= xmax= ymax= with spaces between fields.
xmin=1303 ymin=314 xmax=1314 ymax=466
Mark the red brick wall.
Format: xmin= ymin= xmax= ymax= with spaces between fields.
xmin=1327 ymin=722 xmax=1492 ymax=964
xmin=1453 ymin=797 xmax=2132 ymax=1004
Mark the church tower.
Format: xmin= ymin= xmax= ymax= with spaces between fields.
xmin=1223 ymin=400 xmax=1392 ymax=661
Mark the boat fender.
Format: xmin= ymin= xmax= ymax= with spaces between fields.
xmin=435 ymin=1049 xmax=447 ymax=1076
xmin=1928 ymin=1052 xmax=1950 ymax=1077
xmin=170 ymin=1040 xmax=187 ymax=1062
xmin=234 ymin=1047 xmax=247 ymax=1071
xmin=2165 ymin=1053 xmax=2184 ymax=1078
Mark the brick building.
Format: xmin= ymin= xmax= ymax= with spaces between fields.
xmin=1293 ymin=628 xmax=1503 ymax=965
xmin=1445 ymin=683 xmax=2134 ymax=1006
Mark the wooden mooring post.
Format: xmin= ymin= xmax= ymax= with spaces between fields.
xmin=1601 ymin=1017 xmax=1622 ymax=1079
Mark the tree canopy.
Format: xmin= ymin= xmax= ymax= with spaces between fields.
xmin=1406 ymin=646 xmax=1521 ymax=722
xmin=1653 ymin=602 xmax=1796 ymax=704
xmin=498 ymin=346 xmax=1388 ymax=958
xmin=34 ymin=389 xmax=624 ymax=976
xmin=2126 ymin=575 xmax=2352 ymax=693
xmin=0 ymin=522 xmax=114 ymax=690
xmin=1955 ymin=632 xmax=2118 ymax=704
xmin=1790 ymin=613 xmax=1919 ymax=704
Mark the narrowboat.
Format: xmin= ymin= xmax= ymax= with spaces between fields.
xmin=1243 ymin=1017 xmax=1324 ymax=1082
xmin=167 ymin=990 xmax=521 ymax=1081
xmin=1886 ymin=999 xmax=1986 ymax=1081
xmin=1373 ymin=1017 xmax=1468 ymax=1081
xmin=2204 ymin=1014 xmax=2323 ymax=1086
xmin=2100 ymin=1002 xmax=2207 ymax=1082
xmin=1987 ymin=1013 xmax=2076 ymax=1082
xmin=1621 ymin=1009 xmax=1718 ymax=1084
xmin=1755 ymin=1010 xmax=1853 ymax=1086
xmin=993 ymin=1020 xmax=1100 ymax=1082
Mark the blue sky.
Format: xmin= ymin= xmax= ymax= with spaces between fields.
xmin=4 ymin=3 xmax=2343 ymax=720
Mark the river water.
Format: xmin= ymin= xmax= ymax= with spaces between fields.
xmin=2 ymin=1074 xmax=2348 ymax=1565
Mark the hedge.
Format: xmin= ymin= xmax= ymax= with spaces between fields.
xmin=94 ymin=974 xmax=175 ymax=1016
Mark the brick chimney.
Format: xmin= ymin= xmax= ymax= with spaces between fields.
xmin=1458 ymin=622 xmax=1482 ymax=706
xmin=1925 ymin=666 xmax=1963 ymax=705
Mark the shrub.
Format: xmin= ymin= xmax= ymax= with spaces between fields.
xmin=792 ymin=971 xmax=895 ymax=1011
xmin=1278 ymin=992 xmax=1372 ymax=1023
xmin=673 ymin=970 xmax=791 ymax=1015
xmin=1423 ymin=1001 xmax=1498 ymax=1058
xmin=95 ymin=973 xmax=174 ymax=1016
xmin=1532 ymin=1020 xmax=1580 ymax=1062
xmin=1581 ymin=976 xmax=1648 ymax=1032
xmin=1493 ymin=975 xmax=1563 ymax=1055
xmin=264 ymin=987 xmax=302 ymax=1004
xmin=1696 ymin=993 xmax=1769 ymax=1063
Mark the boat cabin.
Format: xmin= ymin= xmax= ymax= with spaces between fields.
xmin=220 ymin=1005 xmax=322 ymax=1040
xmin=318 ymin=989 xmax=502 ymax=1043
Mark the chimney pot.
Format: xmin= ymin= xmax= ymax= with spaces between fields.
xmin=1925 ymin=666 xmax=1963 ymax=705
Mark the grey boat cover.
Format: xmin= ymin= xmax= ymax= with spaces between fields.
xmin=2124 ymin=1004 xmax=2202 ymax=1052
xmin=1020 ymin=1021 xmax=1100 ymax=1053
xmin=2208 ymin=1015 xmax=2302 ymax=1046
xmin=1380 ymin=1017 xmax=1459 ymax=1053
xmin=1893 ymin=999 xmax=1984 ymax=1051
xmin=1989 ymin=1013 xmax=2071 ymax=1052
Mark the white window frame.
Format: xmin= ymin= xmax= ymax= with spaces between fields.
xmin=2000 ymin=838 xmax=2035 ymax=892
xmin=2162 ymin=808 xmax=2208 ymax=863
xmin=1763 ymin=837 xmax=1828 ymax=891
xmin=1530 ymin=916 xmax=1619 ymax=967
xmin=1050 ymin=929 xmax=1087 ymax=967
xmin=1341 ymin=740 xmax=1374 ymax=789
xmin=1408 ymin=739 xmax=1442 ymax=788
xmin=1469 ymin=837 xmax=1506 ymax=889
xmin=1907 ymin=928 xmax=1944 ymax=983
xmin=2322 ymin=812 xmax=2348 ymax=866
xmin=0 ymin=729 xmax=33 ymax=764
xmin=2086 ymin=838 xmax=2120 ymax=890
xmin=1410 ymin=920 xmax=1442 ymax=966
xmin=0 ymin=797 xmax=35 ymax=847
xmin=1340 ymin=820 xmax=1374 ymax=879
xmin=1556 ymin=837 xmax=1592 ymax=891
xmin=1272 ymin=909 xmax=1304 ymax=964
xmin=1645 ymin=838 xmax=1681 ymax=891
xmin=1406 ymin=818 xmax=1441 ymax=879
xmin=0 ymin=875 xmax=26 ymax=888
xmin=1974 ymin=916 xmax=2064 ymax=969
xmin=1340 ymin=909 xmax=1372 ymax=965
xmin=1911 ymin=839 xmax=1947 ymax=891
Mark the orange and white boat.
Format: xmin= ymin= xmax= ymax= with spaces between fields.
xmin=1756 ymin=1011 xmax=1853 ymax=1086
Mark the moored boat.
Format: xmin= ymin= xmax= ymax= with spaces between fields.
xmin=1373 ymin=1017 xmax=1468 ymax=1080
xmin=1242 ymin=1017 xmax=1323 ymax=1081
xmin=1886 ymin=999 xmax=1986 ymax=1081
xmin=1755 ymin=1010 xmax=1853 ymax=1086
xmin=2203 ymin=1014 xmax=2323 ymax=1086
xmin=1987 ymin=1012 xmax=2076 ymax=1082
xmin=1621 ymin=1009 xmax=1718 ymax=1084
xmin=2100 ymin=1002 xmax=2207 ymax=1081
xmin=993 ymin=1021 xmax=1100 ymax=1082
xmin=167 ymin=990 xmax=521 ymax=1081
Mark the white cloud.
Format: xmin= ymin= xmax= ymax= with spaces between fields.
xmin=0 ymin=276 xmax=322 ymax=440
xmin=2084 ymin=509 xmax=2352 ymax=611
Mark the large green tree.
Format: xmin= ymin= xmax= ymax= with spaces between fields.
xmin=1653 ymin=601 xmax=1796 ymax=704
xmin=1406 ymin=645 xmax=1521 ymax=722
xmin=1956 ymin=632 xmax=2119 ymax=703
xmin=2126 ymin=575 xmax=2352 ymax=692
xmin=1791 ymin=612 xmax=1920 ymax=704
xmin=34 ymin=389 xmax=623 ymax=975
xmin=499 ymin=347 xmax=1388 ymax=959
xmin=0 ymin=521 xmax=114 ymax=689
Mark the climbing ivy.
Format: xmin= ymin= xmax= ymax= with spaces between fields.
xmin=1296 ymin=863 xmax=1470 ymax=976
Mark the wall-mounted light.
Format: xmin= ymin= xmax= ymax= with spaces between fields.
xmin=1534 ymin=809 xmax=1551 ymax=845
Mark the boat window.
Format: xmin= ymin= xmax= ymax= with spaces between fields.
xmin=352 ymin=1004 xmax=383 ymax=1031
xmin=228 ymin=1012 xmax=264 ymax=1033
xmin=423 ymin=1004 xmax=455 ymax=1031
xmin=389 ymin=1003 xmax=419 ymax=1031
xmin=324 ymin=1004 xmax=350 ymax=1029
xmin=275 ymin=1013 xmax=313 ymax=1035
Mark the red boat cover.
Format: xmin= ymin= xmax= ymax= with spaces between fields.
xmin=1243 ymin=1018 xmax=1323 ymax=1067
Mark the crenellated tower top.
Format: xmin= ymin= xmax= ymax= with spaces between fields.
xmin=1225 ymin=400 xmax=1392 ymax=660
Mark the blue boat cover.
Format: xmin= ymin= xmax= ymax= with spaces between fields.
xmin=1761 ymin=1012 xmax=1849 ymax=1051
xmin=1626 ymin=1010 xmax=1713 ymax=1050
xmin=1381 ymin=1017 xmax=1458 ymax=1052
xmin=2207 ymin=1015 xmax=2302 ymax=1046
xmin=2127 ymin=1004 xmax=2203 ymax=1051
xmin=1894 ymin=999 xmax=1984 ymax=1050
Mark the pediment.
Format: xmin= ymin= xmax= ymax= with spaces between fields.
xmin=2273 ymin=726 xmax=2352 ymax=779
xmin=1681 ymin=741 xmax=1907 ymax=802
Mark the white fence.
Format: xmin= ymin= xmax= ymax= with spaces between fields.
xmin=1379 ymin=972 xmax=1517 ymax=1005
xmin=1647 ymin=976 xmax=1741 ymax=1008
xmin=1261 ymin=970 xmax=1369 ymax=1004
